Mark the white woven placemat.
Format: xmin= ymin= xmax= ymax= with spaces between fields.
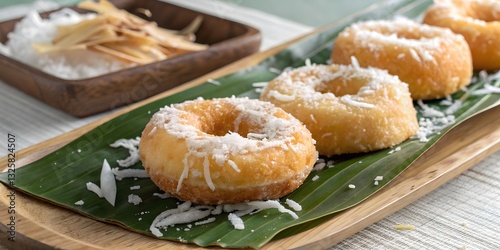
xmin=332 ymin=151 xmax=500 ymax=250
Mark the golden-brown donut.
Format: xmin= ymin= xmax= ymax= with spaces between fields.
xmin=139 ymin=97 xmax=317 ymax=204
xmin=260 ymin=63 xmax=419 ymax=156
xmin=423 ymin=0 xmax=500 ymax=70
xmin=331 ymin=18 xmax=472 ymax=100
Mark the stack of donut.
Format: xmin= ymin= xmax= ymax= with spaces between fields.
xmin=139 ymin=1 xmax=497 ymax=204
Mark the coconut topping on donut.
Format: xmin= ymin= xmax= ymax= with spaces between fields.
xmin=148 ymin=97 xmax=308 ymax=192
xmin=346 ymin=18 xmax=447 ymax=63
xmin=265 ymin=63 xmax=403 ymax=107
xmin=332 ymin=17 xmax=472 ymax=100
xmin=140 ymin=97 xmax=317 ymax=204
xmin=261 ymin=62 xmax=418 ymax=156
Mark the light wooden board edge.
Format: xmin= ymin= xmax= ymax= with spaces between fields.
xmin=271 ymin=107 xmax=500 ymax=250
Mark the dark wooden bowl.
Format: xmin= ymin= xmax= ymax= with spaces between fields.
xmin=0 ymin=0 xmax=261 ymax=117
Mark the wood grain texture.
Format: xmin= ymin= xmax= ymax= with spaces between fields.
xmin=0 ymin=7 xmax=499 ymax=249
xmin=0 ymin=0 xmax=261 ymax=117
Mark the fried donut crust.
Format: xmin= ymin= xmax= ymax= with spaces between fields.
xmin=423 ymin=0 xmax=500 ymax=70
xmin=331 ymin=19 xmax=472 ymax=100
xmin=260 ymin=63 xmax=419 ymax=156
xmin=139 ymin=97 xmax=317 ymax=204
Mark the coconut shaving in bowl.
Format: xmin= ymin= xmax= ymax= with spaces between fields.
xmin=0 ymin=8 xmax=134 ymax=80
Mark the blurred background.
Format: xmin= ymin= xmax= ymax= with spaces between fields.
xmin=1 ymin=0 xmax=382 ymax=27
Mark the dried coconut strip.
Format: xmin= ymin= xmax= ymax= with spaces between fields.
xmin=86 ymin=182 xmax=103 ymax=198
xmin=102 ymin=42 xmax=156 ymax=61
xmin=207 ymin=78 xmax=221 ymax=86
xmin=54 ymin=20 xmax=111 ymax=48
xmin=194 ymin=217 xmax=216 ymax=226
xmin=471 ymin=83 xmax=500 ymax=95
xmin=110 ymin=137 xmax=141 ymax=167
xmin=285 ymin=199 xmax=302 ymax=211
xmin=227 ymin=160 xmax=241 ymax=172
xmin=268 ymin=90 xmax=295 ymax=102
xmin=155 ymin=208 xmax=212 ymax=228
xmin=143 ymin=25 xmax=208 ymax=51
xmin=228 ymin=213 xmax=245 ymax=230
xmin=203 ymin=156 xmax=215 ymax=191
xmin=176 ymin=155 xmax=190 ymax=192
xmin=340 ymin=95 xmax=375 ymax=108
xmin=31 ymin=43 xmax=86 ymax=53
xmin=252 ymin=82 xmax=268 ymax=88
xmin=247 ymin=133 xmax=267 ymax=140
xmin=112 ymin=168 xmax=149 ymax=180
xmin=52 ymin=15 xmax=107 ymax=44
xmin=246 ymin=200 xmax=299 ymax=219
xmin=153 ymin=192 xmax=171 ymax=199
xmin=150 ymin=201 xmax=192 ymax=237
xmin=91 ymin=45 xmax=150 ymax=64
xmin=177 ymin=16 xmax=203 ymax=36
xmin=101 ymin=159 xmax=117 ymax=206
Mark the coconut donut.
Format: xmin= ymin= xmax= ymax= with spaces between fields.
xmin=260 ymin=63 xmax=418 ymax=156
xmin=423 ymin=0 xmax=500 ymax=70
xmin=139 ymin=97 xmax=317 ymax=204
xmin=331 ymin=18 xmax=472 ymax=100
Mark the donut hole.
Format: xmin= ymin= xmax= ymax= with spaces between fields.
xmin=315 ymin=76 xmax=370 ymax=96
xmin=187 ymin=102 xmax=265 ymax=138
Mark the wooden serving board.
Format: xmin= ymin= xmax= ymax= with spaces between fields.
xmin=1 ymin=6 xmax=499 ymax=250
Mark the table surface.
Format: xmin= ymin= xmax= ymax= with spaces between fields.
xmin=0 ymin=1 xmax=499 ymax=249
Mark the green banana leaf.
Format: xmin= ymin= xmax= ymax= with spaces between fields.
xmin=1 ymin=0 xmax=499 ymax=248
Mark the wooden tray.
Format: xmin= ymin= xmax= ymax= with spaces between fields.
xmin=0 ymin=0 xmax=261 ymax=117
xmin=0 ymin=3 xmax=499 ymax=250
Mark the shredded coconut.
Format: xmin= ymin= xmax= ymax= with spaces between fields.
xmin=313 ymin=161 xmax=326 ymax=171
xmin=228 ymin=213 xmax=245 ymax=230
xmin=207 ymin=78 xmax=221 ymax=86
xmin=112 ymin=168 xmax=150 ymax=180
xmin=86 ymin=182 xmax=103 ymax=198
xmin=110 ymin=137 xmax=141 ymax=168
xmin=128 ymin=194 xmax=143 ymax=205
xmin=194 ymin=217 xmax=216 ymax=226
xmin=100 ymin=159 xmax=117 ymax=206
xmin=471 ymin=83 xmax=500 ymax=95
xmin=340 ymin=95 xmax=375 ymax=108
xmin=268 ymin=90 xmax=295 ymax=102
xmin=151 ymin=97 xmax=305 ymax=192
xmin=149 ymin=199 xmax=300 ymax=237
xmin=153 ymin=192 xmax=171 ymax=199
xmin=0 ymin=9 xmax=133 ymax=79
xmin=285 ymin=199 xmax=302 ymax=211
